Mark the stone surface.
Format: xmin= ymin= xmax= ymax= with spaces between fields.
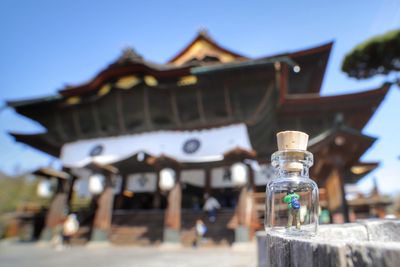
xmin=163 ymin=228 xmax=181 ymax=243
xmin=91 ymin=228 xmax=109 ymax=242
xmin=39 ymin=227 xmax=53 ymax=241
xmin=0 ymin=242 xmax=256 ymax=267
xmin=257 ymin=220 xmax=400 ymax=267
xmin=235 ymin=226 xmax=250 ymax=243
xmin=316 ymin=223 xmax=368 ymax=241
xmin=358 ymin=219 xmax=400 ymax=242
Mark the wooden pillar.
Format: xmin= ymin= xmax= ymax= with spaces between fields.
xmin=91 ymin=174 xmax=115 ymax=242
xmin=236 ymin=186 xmax=248 ymax=226
xmin=332 ymin=156 xmax=350 ymax=223
xmin=163 ymin=171 xmax=182 ymax=243
xmin=233 ymin=165 xmax=258 ymax=243
xmin=153 ymin=172 xmax=162 ymax=209
xmin=230 ymin=185 xmax=250 ymax=243
xmin=40 ymin=178 xmax=68 ymax=242
xmin=247 ymin=164 xmax=256 ymax=191
xmin=67 ymin=175 xmax=77 ymax=211
xmin=375 ymin=205 xmax=387 ymax=219
xmin=336 ymin=166 xmax=350 ymax=223
xmin=115 ymin=175 xmax=127 ymax=210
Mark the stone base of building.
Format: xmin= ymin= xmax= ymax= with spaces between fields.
xmin=39 ymin=227 xmax=53 ymax=242
xmin=90 ymin=228 xmax=109 ymax=242
xmin=163 ymin=228 xmax=180 ymax=243
xmin=234 ymin=226 xmax=250 ymax=243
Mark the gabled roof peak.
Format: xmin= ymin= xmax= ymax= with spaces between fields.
xmin=168 ymin=31 xmax=247 ymax=65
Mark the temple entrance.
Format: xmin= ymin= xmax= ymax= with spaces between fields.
xmin=180 ymin=168 xmax=237 ymax=246
xmin=66 ymin=154 xmax=262 ymax=246
xmin=111 ymin=167 xmax=240 ymax=246
xmin=111 ymin=172 xmax=167 ymax=245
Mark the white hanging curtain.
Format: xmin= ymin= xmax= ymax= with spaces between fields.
xmin=61 ymin=123 xmax=252 ymax=168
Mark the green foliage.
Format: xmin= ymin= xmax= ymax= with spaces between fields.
xmin=70 ymin=193 xmax=92 ymax=212
xmin=0 ymin=175 xmax=50 ymax=215
xmin=342 ymin=29 xmax=400 ymax=79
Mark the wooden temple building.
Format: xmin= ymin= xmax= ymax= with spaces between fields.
xmin=7 ymin=31 xmax=391 ymax=245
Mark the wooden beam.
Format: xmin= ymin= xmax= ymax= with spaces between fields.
xmin=170 ymin=90 xmax=182 ymax=126
xmin=247 ymin=83 xmax=274 ymax=124
xmin=196 ymin=87 xmax=206 ymax=124
xmin=71 ymin=107 xmax=82 ymax=138
xmin=279 ymin=62 xmax=289 ymax=105
xmin=274 ymin=62 xmax=281 ymax=93
xmin=224 ymin=84 xmax=233 ymax=118
xmin=143 ymin=87 xmax=153 ymax=130
xmin=53 ymin=112 xmax=67 ymax=142
xmin=115 ymin=91 xmax=127 ymax=133
xmin=274 ymin=61 xmax=289 ymax=105
xmin=91 ymin=103 xmax=102 ymax=135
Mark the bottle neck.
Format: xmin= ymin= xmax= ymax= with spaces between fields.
xmin=271 ymin=150 xmax=313 ymax=179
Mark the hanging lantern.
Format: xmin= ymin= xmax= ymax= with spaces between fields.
xmin=159 ymin=168 xmax=176 ymax=191
xmin=89 ymin=173 xmax=105 ymax=194
xmin=137 ymin=151 xmax=145 ymax=162
xmin=37 ymin=179 xmax=53 ymax=198
xmin=231 ymin=162 xmax=248 ymax=186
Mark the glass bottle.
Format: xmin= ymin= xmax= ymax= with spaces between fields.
xmin=265 ymin=149 xmax=319 ymax=236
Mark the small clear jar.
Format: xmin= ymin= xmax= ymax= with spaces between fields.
xmin=265 ymin=150 xmax=319 ymax=236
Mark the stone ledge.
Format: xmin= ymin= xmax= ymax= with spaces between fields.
xmin=257 ymin=220 xmax=400 ymax=267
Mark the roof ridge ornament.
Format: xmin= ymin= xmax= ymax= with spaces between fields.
xmin=198 ymin=27 xmax=210 ymax=38
xmin=117 ymin=47 xmax=144 ymax=64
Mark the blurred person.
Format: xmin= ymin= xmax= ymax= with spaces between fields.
xmin=319 ymin=209 xmax=331 ymax=224
xmin=203 ymin=194 xmax=220 ymax=223
xmin=62 ymin=213 xmax=79 ymax=247
xmin=194 ymin=219 xmax=207 ymax=248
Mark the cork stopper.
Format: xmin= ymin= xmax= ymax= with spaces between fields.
xmin=276 ymin=131 xmax=309 ymax=172
xmin=277 ymin=131 xmax=308 ymax=151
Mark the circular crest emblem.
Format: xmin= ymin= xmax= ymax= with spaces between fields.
xmin=182 ymin=138 xmax=201 ymax=154
xmin=89 ymin=144 xmax=104 ymax=157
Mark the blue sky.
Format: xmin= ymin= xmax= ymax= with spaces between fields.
xmin=0 ymin=0 xmax=399 ymax=194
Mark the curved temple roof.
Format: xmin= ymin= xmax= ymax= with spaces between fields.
xmin=6 ymin=32 xmax=332 ymax=101
xmin=6 ymin=33 xmax=390 ymax=186
xmin=278 ymin=83 xmax=390 ymax=130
